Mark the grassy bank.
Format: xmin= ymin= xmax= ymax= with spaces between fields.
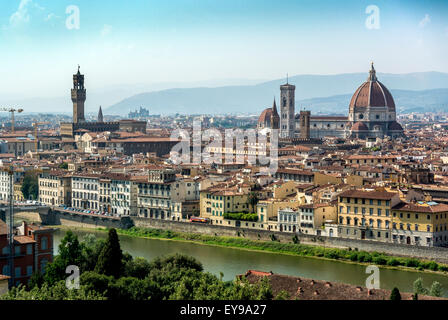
xmin=88 ymin=226 xmax=448 ymax=275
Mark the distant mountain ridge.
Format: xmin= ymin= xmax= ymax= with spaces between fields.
xmin=105 ymin=72 xmax=448 ymax=115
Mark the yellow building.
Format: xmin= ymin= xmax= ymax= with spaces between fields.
xmin=337 ymin=189 xmax=401 ymax=242
xmin=14 ymin=183 xmax=25 ymax=201
xmin=38 ymin=171 xmax=72 ymax=206
xmin=391 ymin=201 xmax=448 ymax=247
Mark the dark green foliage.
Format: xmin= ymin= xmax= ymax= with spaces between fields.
xmin=44 ymin=230 xmax=84 ymax=285
xmin=292 ymin=235 xmax=299 ymax=244
xmin=21 ymin=171 xmax=39 ymax=200
xmin=58 ymin=162 xmax=69 ymax=169
xmin=386 ymin=258 xmax=400 ymax=266
xmin=405 ymin=258 xmax=419 ymax=268
xmin=3 ymin=230 xmax=274 ymax=301
xmin=274 ymin=290 xmax=290 ymax=300
xmin=247 ymin=192 xmax=259 ymax=212
xmin=224 ymin=212 xmax=258 ymax=222
xmin=95 ymin=228 xmax=124 ymax=278
xmin=390 ymin=287 xmax=401 ymax=300
xmin=124 ymin=257 xmax=152 ymax=279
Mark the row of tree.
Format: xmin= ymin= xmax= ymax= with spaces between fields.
xmin=1 ymin=229 xmax=273 ymax=300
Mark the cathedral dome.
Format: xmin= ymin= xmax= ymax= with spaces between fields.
xmin=258 ymin=99 xmax=279 ymax=129
xmin=351 ymin=121 xmax=369 ymax=131
xmin=388 ymin=121 xmax=403 ymax=131
xmin=349 ymin=63 xmax=395 ymax=113
xmin=258 ymin=108 xmax=273 ymax=125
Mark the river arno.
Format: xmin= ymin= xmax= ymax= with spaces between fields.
xmin=54 ymin=228 xmax=448 ymax=297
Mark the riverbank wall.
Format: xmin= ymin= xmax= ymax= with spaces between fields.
xmin=131 ymin=217 xmax=448 ymax=264
xmin=16 ymin=209 xmax=448 ymax=264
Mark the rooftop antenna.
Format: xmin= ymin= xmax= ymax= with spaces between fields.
xmin=286 ymin=73 xmax=288 ymax=84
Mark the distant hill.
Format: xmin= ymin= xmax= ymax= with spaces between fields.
xmin=105 ymin=72 xmax=448 ymax=115
xmin=297 ymin=88 xmax=448 ymax=115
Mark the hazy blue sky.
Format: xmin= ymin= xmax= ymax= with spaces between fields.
xmin=0 ymin=0 xmax=447 ymax=98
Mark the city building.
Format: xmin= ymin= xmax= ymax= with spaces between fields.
xmin=337 ymin=189 xmax=401 ymax=242
xmin=0 ymin=221 xmax=54 ymax=287
xmin=60 ymin=67 xmax=147 ymax=138
xmin=391 ymin=201 xmax=448 ymax=247
xmin=38 ymin=171 xmax=72 ymax=206
xmin=257 ymin=63 xmax=405 ymax=140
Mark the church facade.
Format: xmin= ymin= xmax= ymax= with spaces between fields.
xmin=257 ymin=63 xmax=404 ymax=140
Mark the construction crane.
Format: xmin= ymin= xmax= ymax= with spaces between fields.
xmin=32 ymin=121 xmax=51 ymax=152
xmin=0 ymin=107 xmax=24 ymax=133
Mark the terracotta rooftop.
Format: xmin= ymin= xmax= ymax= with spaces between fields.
xmin=242 ymin=270 xmax=445 ymax=300
xmin=339 ymin=189 xmax=398 ymax=200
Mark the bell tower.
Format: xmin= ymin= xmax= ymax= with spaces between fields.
xmin=279 ymin=75 xmax=296 ymax=138
xmin=71 ymin=65 xmax=86 ymax=123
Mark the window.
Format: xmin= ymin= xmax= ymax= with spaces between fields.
xmin=15 ymin=246 xmax=21 ymax=255
xmin=2 ymin=265 xmax=9 ymax=276
xmin=377 ymin=209 xmax=382 ymax=216
xmin=41 ymin=237 xmax=48 ymax=250
xmin=26 ymin=266 xmax=33 ymax=276
xmin=15 ymin=267 xmax=21 ymax=278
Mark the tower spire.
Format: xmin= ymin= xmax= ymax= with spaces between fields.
xmin=98 ymin=105 xmax=104 ymax=123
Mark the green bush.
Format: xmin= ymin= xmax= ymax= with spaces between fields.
xmin=224 ymin=212 xmax=258 ymax=222
xmin=349 ymin=252 xmax=358 ymax=261
xmin=387 ymin=258 xmax=400 ymax=266
xmin=372 ymin=256 xmax=387 ymax=265
xmin=357 ymin=252 xmax=372 ymax=263
xmin=404 ymin=258 xmax=420 ymax=268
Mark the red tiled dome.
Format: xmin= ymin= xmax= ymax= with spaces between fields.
xmin=349 ymin=63 xmax=395 ymax=113
xmin=258 ymin=108 xmax=273 ymax=125
xmin=351 ymin=121 xmax=369 ymax=131
xmin=388 ymin=121 xmax=403 ymax=131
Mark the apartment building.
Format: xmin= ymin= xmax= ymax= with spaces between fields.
xmin=136 ymin=168 xmax=200 ymax=220
xmin=38 ymin=171 xmax=72 ymax=206
xmin=0 ymin=170 xmax=10 ymax=202
xmin=391 ymin=201 xmax=448 ymax=247
xmin=337 ymin=189 xmax=401 ymax=242
xmin=110 ymin=175 xmax=137 ymax=216
xmin=71 ymin=174 xmax=100 ymax=210
xmin=0 ymin=221 xmax=54 ymax=287
xmin=278 ymin=208 xmax=299 ymax=233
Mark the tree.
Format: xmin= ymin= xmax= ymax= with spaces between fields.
xmin=59 ymin=162 xmax=69 ymax=169
xmin=1 ymin=281 xmax=105 ymax=300
xmin=390 ymin=287 xmax=401 ymax=300
xmin=247 ymin=192 xmax=259 ymax=213
xmin=44 ymin=230 xmax=84 ymax=285
xmin=95 ymin=228 xmax=124 ymax=278
xmin=413 ymin=278 xmax=428 ymax=295
xmin=21 ymin=171 xmax=39 ymax=200
xmin=429 ymin=281 xmax=442 ymax=297
xmin=124 ymin=257 xmax=151 ymax=279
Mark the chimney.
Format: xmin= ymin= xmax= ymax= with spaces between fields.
xmin=314 ymin=290 xmax=319 ymax=296
xmin=310 ymin=280 xmax=315 ymax=285
xmin=325 ymin=282 xmax=332 ymax=288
